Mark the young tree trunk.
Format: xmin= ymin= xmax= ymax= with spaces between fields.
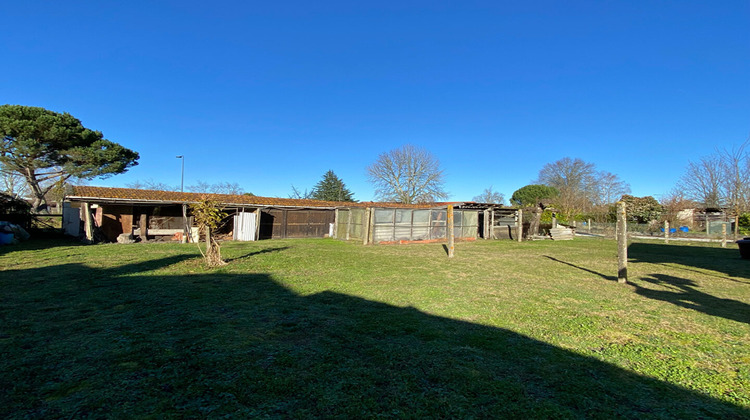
xmin=204 ymin=225 xmax=225 ymax=267
xmin=205 ymin=225 xmax=214 ymax=255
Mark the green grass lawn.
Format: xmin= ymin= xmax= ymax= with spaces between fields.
xmin=1 ymin=237 xmax=748 ymax=418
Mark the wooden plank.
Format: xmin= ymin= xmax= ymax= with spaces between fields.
xmin=133 ymin=228 xmax=183 ymax=235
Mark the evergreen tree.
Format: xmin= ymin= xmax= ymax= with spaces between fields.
xmin=310 ymin=170 xmax=355 ymax=202
xmin=1 ymin=105 xmax=139 ymax=211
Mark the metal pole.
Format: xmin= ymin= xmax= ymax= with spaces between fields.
xmin=176 ymin=155 xmax=184 ymax=192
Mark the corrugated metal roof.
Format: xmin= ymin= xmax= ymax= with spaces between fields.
xmin=68 ymin=186 xmax=453 ymax=209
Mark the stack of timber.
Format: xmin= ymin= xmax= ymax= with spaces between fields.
xmin=549 ymin=226 xmax=574 ymax=240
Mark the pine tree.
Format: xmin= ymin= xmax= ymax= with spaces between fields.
xmin=310 ymin=170 xmax=355 ymax=202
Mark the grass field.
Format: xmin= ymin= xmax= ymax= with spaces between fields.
xmin=1 ymin=237 xmax=749 ymax=418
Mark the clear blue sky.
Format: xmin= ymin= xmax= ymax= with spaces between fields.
xmin=3 ymin=1 xmax=748 ymax=202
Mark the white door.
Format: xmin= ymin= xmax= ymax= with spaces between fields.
xmin=62 ymin=204 xmax=81 ymax=237
xmin=233 ymin=211 xmax=256 ymax=241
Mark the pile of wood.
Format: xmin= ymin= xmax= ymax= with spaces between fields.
xmin=549 ymin=226 xmax=574 ymax=240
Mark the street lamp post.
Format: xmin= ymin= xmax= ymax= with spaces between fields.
xmin=176 ymin=155 xmax=184 ymax=192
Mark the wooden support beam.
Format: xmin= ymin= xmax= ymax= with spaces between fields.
xmin=490 ymin=210 xmax=495 ymax=240
xmin=517 ymin=209 xmax=523 ymax=242
xmin=82 ymin=202 xmax=94 ymax=242
xmin=366 ymin=208 xmax=375 ymax=245
xmin=362 ymin=208 xmax=371 ymax=245
xmin=333 ymin=209 xmax=339 ymax=239
xmin=447 ymin=205 xmax=455 ymax=258
xmin=139 ymin=213 xmax=148 ymax=240
xmin=346 ymin=209 xmax=352 ymax=240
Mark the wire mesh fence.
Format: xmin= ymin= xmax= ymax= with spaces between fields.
xmin=580 ymin=220 xmax=739 ymax=240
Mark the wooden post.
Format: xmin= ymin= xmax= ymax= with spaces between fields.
xmin=490 ymin=209 xmax=495 ymax=240
xmin=482 ymin=209 xmax=495 ymax=240
xmin=182 ymin=204 xmax=189 ymax=243
xmin=82 ymin=202 xmax=94 ymax=242
xmin=617 ymin=201 xmax=628 ymax=284
xmin=362 ymin=208 xmax=371 ymax=245
xmin=255 ymin=209 xmax=262 ymax=241
xmin=333 ymin=209 xmax=339 ymax=239
xmin=552 ymin=213 xmax=557 ymax=228
xmin=706 ymin=212 xmax=710 ymax=236
xmin=517 ymin=209 xmax=523 ymax=242
xmin=447 ymin=205 xmax=455 ymax=258
xmin=346 ymin=209 xmax=352 ymax=240
xmin=588 ymin=218 xmax=591 ymax=233
xmin=722 ymin=223 xmax=727 ymax=248
xmin=664 ymin=220 xmax=669 ymax=244
xmin=139 ymin=212 xmax=148 ymax=240
xmin=366 ymin=208 xmax=375 ymax=245
xmin=735 ymin=215 xmax=739 ymax=240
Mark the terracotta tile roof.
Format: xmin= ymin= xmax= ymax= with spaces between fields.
xmin=69 ymin=186 xmax=447 ymax=209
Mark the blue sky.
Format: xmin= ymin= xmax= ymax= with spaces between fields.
xmin=3 ymin=1 xmax=748 ymax=202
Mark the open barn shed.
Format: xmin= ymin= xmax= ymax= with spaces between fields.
xmin=66 ymin=187 xmax=522 ymax=244
xmin=334 ymin=202 xmax=520 ymax=244
xmin=66 ymin=187 xmax=346 ymax=243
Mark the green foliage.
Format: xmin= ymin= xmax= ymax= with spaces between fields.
xmin=739 ymin=213 xmax=750 ymax=228
xmin=510 ymin=184 xmax=559 ymax=207
xmin=310 ymin=170 xmax=355 ymax=202
xmin=614 ymin=195 xmax=663 ymax=223
xmin=0 ymin=105 xmax=139 ymax=210
xmin=190 ymin=197 xmax=226 ymax=230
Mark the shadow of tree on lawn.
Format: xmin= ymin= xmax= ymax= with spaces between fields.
xmin=631 ymin=274 xmax=750 ymax=325
xmin=628 ymin=242 xmax=750 ymax=281
xmin=1 ymin=255 xmax=747 ymax=418
xmin=543 ymin=255 xmax=617 ymax=281
xmin=224 ymin=246 xmax=291 ymax=262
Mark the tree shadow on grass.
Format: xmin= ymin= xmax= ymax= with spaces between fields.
xmin=631 ymin=274 xmax=750 ymax=325
xmin=543 ymin=255 xmax=617 ymax=281
xmin=224 ymin=246 xmax=291 ymax=263
xmin=1 ymin=257 xmax=748 ymax=418
xmin=629 ymin=242 xmax=750 ymax=281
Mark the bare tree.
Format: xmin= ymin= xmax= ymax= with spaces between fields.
xmin=367 ymin=144 xmax=448 ymax=204
xmin=289 ymin=185 xmax=312 ymax=199
xmin=212 ymin=182 xmax=244 ymax=195
xmin=660 ymin=189 xmax=696 ymax=227
xmin=536 ymin=157 xmax=630 ymax=221
xmin=187 ymin=181 xmax=244 ymax=195
xmin=594 ymin=171 xmax=631 ymax=206
xmin=1 ymin=164 xmax=30 ymax=199
xmin=680 ymin=155 xmax=724 ymax=209
xmin=719 ymin=141 xmax=750 ymax=216
xmin=473 ymin=186 xmax=504 ymax=204
xmin=536 ymin=157 xmax=597 ymax=219
xmin=126 ymin=179 xmax=179 ymax=191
